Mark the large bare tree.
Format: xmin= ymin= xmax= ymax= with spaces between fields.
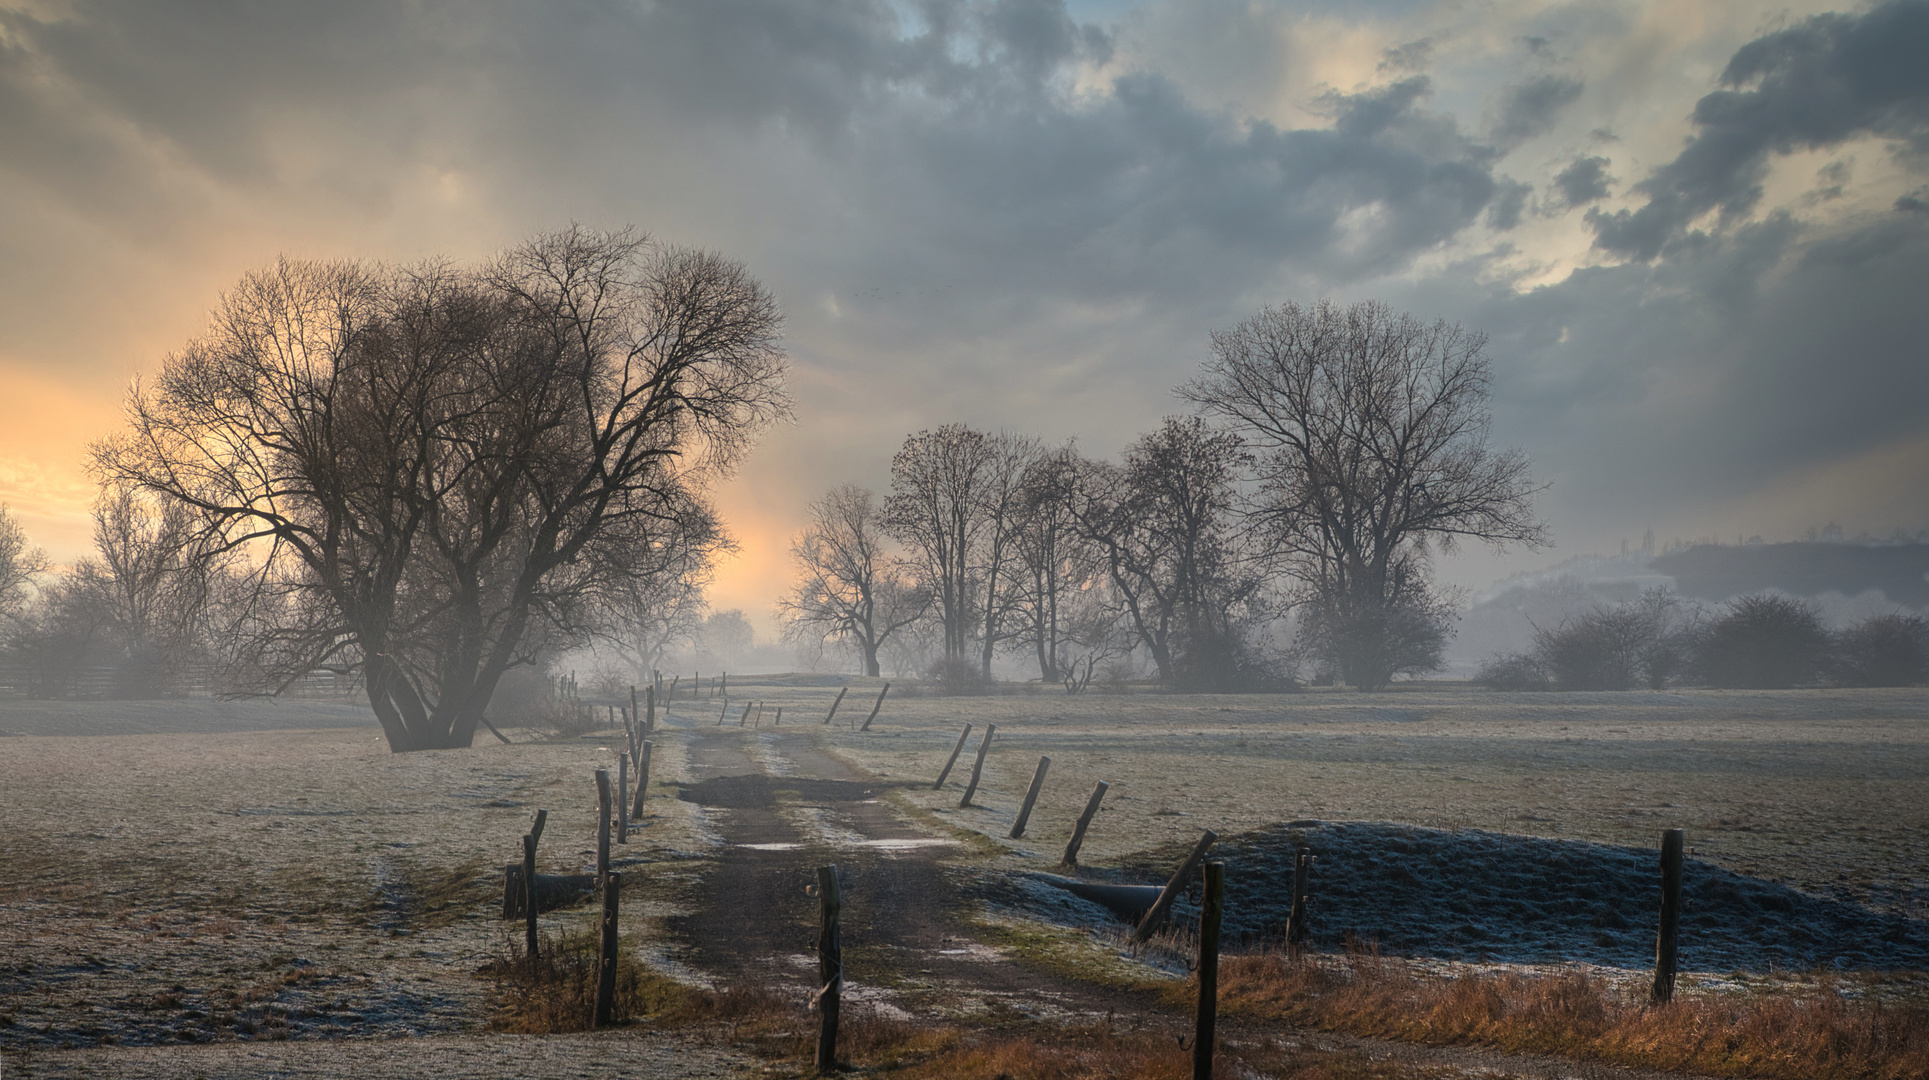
xmin=1071 ymin=417 xmax=1262 ymax=688
xmin=779 ymin=485 xmax=929 ymax=677
xmin=1184 ymin=299 xmax=1544 ymax=688
xmin=882 ymin=425 xmax=1036 ymax=678
xmin=98 ymin=227 xmax=787 ymax=750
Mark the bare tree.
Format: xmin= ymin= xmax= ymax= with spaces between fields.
xmin=1184 ymin=300 xmax=1545 ymax=689
xmin=779 ymin=485 xmax=929 ymax=677
xmin=1008 ymin=445 xmax=1097 ymax=684
xmin=582 ymin=492 xmax=728 ymax=681
xmin=883 ymin=425 xmax=1036 ymax=679
xmin=98 ymin=227 xmax=787 ymax=751
xmin=0 ymin=502 xmax=47 ymax=626
xmin=1071 ymin=417 xmax=1264 ymax=689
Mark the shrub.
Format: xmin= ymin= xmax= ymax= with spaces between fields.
xmin=1690 ymin=594 xmax=1830 ymax=689
xmin=1474 ymin=652 xmax=1549 ymax=690
xmin=1833 ymin=613 xmax=1929 ymax=686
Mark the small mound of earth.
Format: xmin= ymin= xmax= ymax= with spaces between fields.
xmin=1091 ymin=822 xmax=1929 ymax=972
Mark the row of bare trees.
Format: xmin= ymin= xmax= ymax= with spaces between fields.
xmin=783 ymin=301 xmax=1546 ymax=691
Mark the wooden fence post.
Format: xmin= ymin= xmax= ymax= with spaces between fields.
xmin=631 ymin=685 xmax=639 ymax=732
xmin=1651 ymin=828 xmax=1684 ymax=1004
xmin=645 ymin=685 xmax=656 ymax=733
xmin=1009 ymin=756 xmax=1052 ymax=839
xmin=717 ymin=698 xmax=729 ymax=725
xmin=933 ymin=724 xmax=974 ymax=789
xmin=594 ymin=871 xmax=621 ymax=1028
xmin=823 ymin=686 xmax=849 ymax=725
xmin=815 ymin=864 xmax=842 ymax=1074
xmin=859 ymin=682 xmax=891 ymax=732
xmin=1133 ymin=830 xmax=1217 ymax=943
xmin=739 ymin=701 xmax=750 ymax=727
xmin=616 ymin=753 xmax=630 ymax=845
xmin=720 ymin=672 xmax=727 ymax=699
xmin=595 ymin=769 xmax=613 ymax=882
xmin=1060 ymin=781 xmax=1109 ymax=867
xmin=1194 ymin=862 xmax=1223 ymax=1080
xmin=1286 ymin=848 xmax=1311 ymax=946
xmin=773 ymin=706 xmax=782 ymax=726
xmin=958 ymin=724 xmax=997 ymax=808
xmin=631 ymin=740 xmax=653 ymax=820
xmin=523 ymin=832 xmax=539 ymax=961
xmin=667 ymin=675 xmax=679 ymax=703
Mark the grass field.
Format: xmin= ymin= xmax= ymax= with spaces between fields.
xmin=1 ymin=680 xmax=1924 ymax=1075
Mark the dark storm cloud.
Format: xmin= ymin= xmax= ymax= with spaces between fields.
xmin=1590 ymin=0 xmax=1929 ymax=259
xmin=1488 ymin=74 xmax=1584 ymax=147
xmin=1551 ymin=155 xmax=1614 ymax=207
xmin=1394 ymin=208 xmax=1929 ymax=538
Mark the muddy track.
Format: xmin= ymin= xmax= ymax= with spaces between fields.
xmin=663 ymin=723 xmax=1712 ymax=1079
xmin=668 ymin=725 xmax=1163 ymax=1028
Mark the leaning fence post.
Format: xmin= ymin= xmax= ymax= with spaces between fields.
xmin=666 ymin=675 xmax=678 ymax=703
xmin=595 ymin=769 xmax=613 ymax=882
xmin=1134 ymin=829 xmax=1218 ymax=943
xmin=645 ymin=685 xmax=656 ymax=733
xmin=632 ymin=740 xmax=653 ymax=820
xmin=933 ymin=724 xmax=973 ymax=789
xmin=1009 ymin=755 xmax=1052 ymax=839
xmin=815 ymin=864 xmax=842 ymax=1074
xmin=823 ymin=686 xmax=849 ymax=726
xmin=594 ymin=871 xmax=621 ymax=1028
xmin=958 ymin=724 xmax=997 ymax=808
xmin=1651 ymin=828 xmax=1685 ymax=1004
xmin=858 ymin=682 xmax=891 ymax=732
xmin=1061 ymin=781 xmax=1108 ymax=867
xmin=717 ymin=698 xmax=729 ymax=725
xmin=1194 ymin=862 xmax=1223 ymax=1080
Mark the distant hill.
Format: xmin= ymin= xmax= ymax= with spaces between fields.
xmin=1653 ymin=542 xmax=1929 ymax=608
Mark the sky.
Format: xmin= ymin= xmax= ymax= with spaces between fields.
xmin=2 ymin=0 xmax=1926 ymax=636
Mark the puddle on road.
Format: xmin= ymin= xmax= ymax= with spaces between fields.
xmin=733 ymin=838 xmax=958 ymax=852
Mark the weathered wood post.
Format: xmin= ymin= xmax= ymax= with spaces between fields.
xmin=524 ymin=808 xmax=548 ymax=960
xmin=667 ymin=675 xmax=679 ymax=703
xmin=720 ymin=672 xmax=727 ymax=698
xmin=958 ymin=724 xmax=997 ymax=808
xmin=1194 ymin=862 xmax=1223 ymax=1080
xmin=631 ymin=740 xmax=654 ymax=820
xmin=1651 ymin=828 xmax=1685 ymax=1004
xmin=717 ymin=698 xmax=730 ymax=725
xmin=823 ymin=686 xmax=849 ymax=725
xmin=594 ymin=871 xmax=621 ymax=1028
xmin=631 ymin=685 xmax=639 ymax=731
xmin=933 ymin=724 xmax=974 ymax=789
xmin=739 ymin=701 xmax=750 ymax=727
xmin=858 ymin=682 xmax=891 ymax=732
xmin=1286 ymin=848 xmax=1311 ymax=947
xmin=1009 ymin=756 xmax=1052 ymax=839
xmin=1134 ymin=830 xmax=1218 ymax=943
xmin=815 ymin=864 xmax=842 ymax=1074
xmin=754 ymin=701 xmax=763 ymax=727
xmin=1060 ymin=781 xmax=1109 ymax=867
xmin=616 ymin=752 xmax=630 ymax=844
xmin=522 ymin=833 xmax=539 ymax=960
xmin=773 ymin=706 xmax=783 ymax=726
xmin=595 ymin=769 xmax=613 ymax=882
xmin=645 ymin=685 xmax=656 ymax=733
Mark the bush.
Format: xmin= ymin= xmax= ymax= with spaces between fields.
xmin=1474 ymin=652 xmax=1549 ymax=690
xmin=1690 ymin=594 xmax=1830 ymax=689
xmin=1833 ymin=613 xmax=1929 ymax=687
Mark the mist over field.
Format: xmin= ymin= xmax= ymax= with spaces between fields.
xmin=3 ymin=1 xmax=1928 ymax=1077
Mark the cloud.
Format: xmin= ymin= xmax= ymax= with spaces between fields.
xmin=1551 ymin=155 xmax=1614 ymax=207
xmin=1488 ymin=73 xmax=1584 ymax=146
xmin=1589 ymin=0 xmax=1929 ymax=259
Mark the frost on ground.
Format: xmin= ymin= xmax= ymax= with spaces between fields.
xmin=1116 ymin=821 xmax=1929 ymax=972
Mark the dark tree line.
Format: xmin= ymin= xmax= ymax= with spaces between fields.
xmin=1477 ymin=592 xmax=1929 ymax=690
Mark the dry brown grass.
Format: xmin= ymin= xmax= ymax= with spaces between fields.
xmin=479 ymin=929 xmax=680 ymax=1033
xmin=1206 ymin=951 xmax=1929 ymax=1080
